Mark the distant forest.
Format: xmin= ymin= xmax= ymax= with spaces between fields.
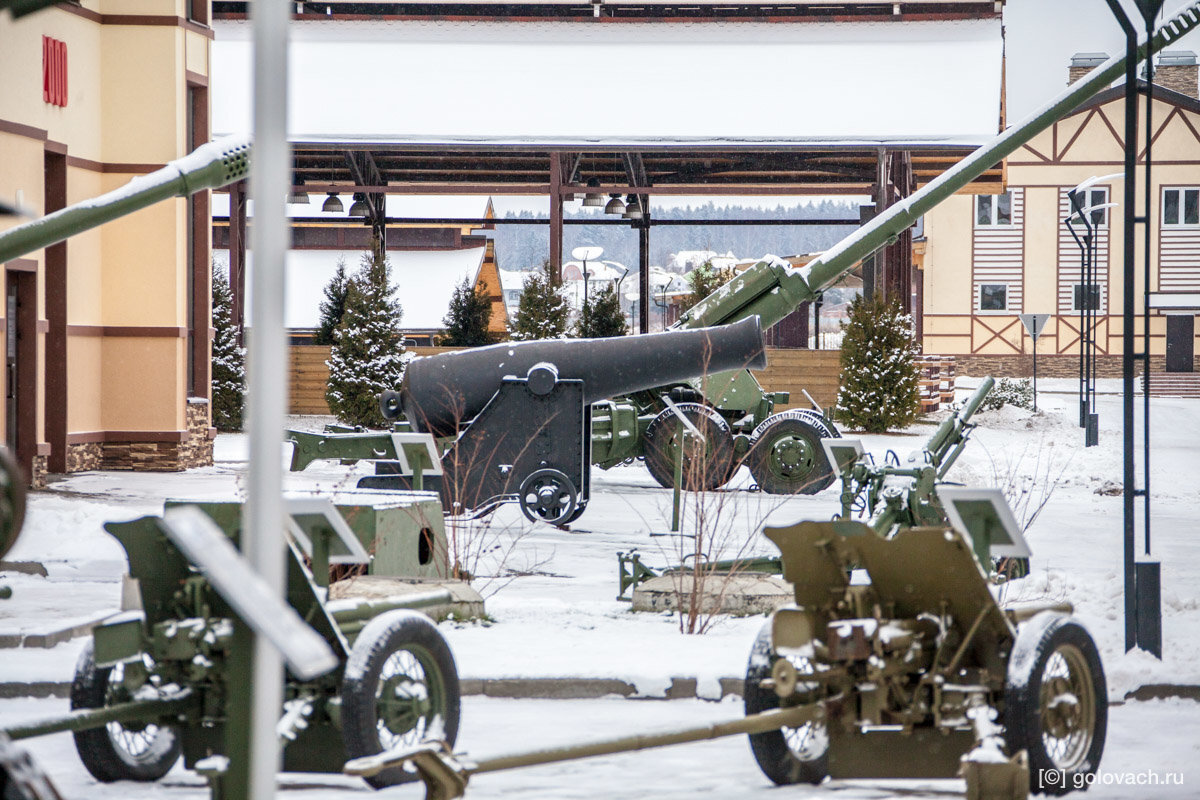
xmin=493 ymin=199 xmax=862 ymax=271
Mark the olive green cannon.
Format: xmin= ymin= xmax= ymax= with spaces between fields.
xmin=345 ymin=379 xmax=1107 ymax=800
xmin=1 ymin=498 xmax=462 ymax=793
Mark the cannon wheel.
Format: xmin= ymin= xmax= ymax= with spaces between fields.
xmin=70 ymin=640 xmax=181 ymax=783
xmin=0 ymin=447 xmax=26 ymax=562
xmin=744 ymin=622 xmax=829 ymax=785
xmin=341 ymin=610 xmax=461 ymax=790
xmin=517 ymin=469 xmax=578 ymax=526
xmin=747 ymin=412 xmax=835 ymax=495
xmin=1004 ymin=613 xmax=1107 ymax=796
xmin=643 ymin=403 xmax=734 ymax=492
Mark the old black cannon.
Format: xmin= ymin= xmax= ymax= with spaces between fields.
xmin=353 ymin=317 xmax=766 ymax=525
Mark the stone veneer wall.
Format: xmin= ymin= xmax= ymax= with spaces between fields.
xmin=950 ymin=354 xmax=1196 ymax=378
xmin=61 ymin=400 xmax=214 ymax=473
xmin=29 ymin=455 xmax=47 ymax=490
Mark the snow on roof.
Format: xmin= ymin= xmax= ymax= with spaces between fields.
xmin=212 ymin=19 xmax=1002 ymax=143
xmin=216 ymin=246 xmax=486 ymax=330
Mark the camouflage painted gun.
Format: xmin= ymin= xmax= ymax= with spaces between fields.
xmin=2 ymin=498 xmax=461 ymax=794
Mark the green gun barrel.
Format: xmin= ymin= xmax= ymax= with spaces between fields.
xmin=0 ymin=135 xmax=251 ymax=264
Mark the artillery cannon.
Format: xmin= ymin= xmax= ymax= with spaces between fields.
xmin=345 ymin=381 xmax=1107 ymax=800
xmin=308 ymin=317 xmax=767 ymax=525
xmin=2 ymin=496 xmax=463 ymax=793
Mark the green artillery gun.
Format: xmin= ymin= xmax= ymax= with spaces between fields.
xmin=2 ymin=497 xmax=463 ymax=793
xmin=344 ymin=381 xmax=1106 ymax=800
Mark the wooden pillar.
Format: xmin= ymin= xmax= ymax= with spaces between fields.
xmin=229 ymin=180 xmax=248 ymax=342
xmin=43 ymin=148 xmax=67 ymax=473
xmin=549 ymin=155 xmax=563 ymax=285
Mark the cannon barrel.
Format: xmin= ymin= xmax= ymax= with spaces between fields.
xmin=0 ymin=136 xmax=251 ymax=264
xmin=389 ymin=317 xmax=766 ymax=437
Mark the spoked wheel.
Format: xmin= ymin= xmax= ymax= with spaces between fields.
xmin=642 ymin=403 xmax=734 ymax=492
xmin=743 ymin=623 xmax=829 ymax=785
xmin=341 ymin=610 xmax=461 ymax=789
xmin=0 ymin=446 xmax=26 ymax=561
xmin=70 ymin=641 xmax=181 ymax=783
xmin=747 ymin=413 xmax=835 ymax=495
xmin=517 ymin=469 xmax=578 ymax=526
xmin=1004 ymin=613 xmax=1107 ymax=796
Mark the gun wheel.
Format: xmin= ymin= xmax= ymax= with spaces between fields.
xmin=70 ymin=640 xmax=181 ymax=783
xmin=643 ymin=403 xmax=734 ymax=491
xmin=1004 ymin=614 xmax=1107 ymax=796
xmin=747 ymin=413 xmax=835 ymax=495
xmin=341 ymin=610 xmax=461 ymax=789
xmin=744 ymin=622 xmax=828 ymax=785
xmin=517 ymin=469 xmax=578 ymax=526
xmin=0 ymin=447 xmax=26 ymax=562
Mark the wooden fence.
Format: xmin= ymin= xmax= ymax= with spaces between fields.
xmin=288 ymin=344 xmax=844 ymax=415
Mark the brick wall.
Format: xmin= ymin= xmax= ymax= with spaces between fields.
xmin=950 ymin=353 xmax=1199 ymax=378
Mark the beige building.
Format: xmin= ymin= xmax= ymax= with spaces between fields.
xmin=0 ymin=1 xmax=215 ymax=486
xmin=922 ymin=53 xmax=1200 ymax=378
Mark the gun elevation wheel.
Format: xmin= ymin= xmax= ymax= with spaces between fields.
xmin=747 ymin=413 xmax=835 ymax=495
xmin=341 ymin=610 xmax=461 ymax=789
xmin=743 ymin=622 xmax=828 ymax=785
xmin=69 ymin=640 xmax=181 ymax=783
xmin=518 ymin=469 xmax=579 ymax=526
xmin=643 ymin=403 xmax=734 ymax=492
xmin=1004 ymin=613 xmax=1107 ymax=796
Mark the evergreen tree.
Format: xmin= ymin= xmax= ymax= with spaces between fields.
xmin=576 ymin=283 xmax=628 ymax=338
xmin=440 ymin=276 xmax=495 ymax=347
xmin=835 ymin=295 xmax=921 ymax=434
xmin=682 ymin=259 xmax=736 ymax=309
xmin=325 ymin=252 xmax=408 ymax=428
xmin=509 ymin=260 xmax=570 ymax=341
xmin=314 ymin=258 xmax=350 ymax=345
xmin=211 ymin=264 xmax=246 ymax=431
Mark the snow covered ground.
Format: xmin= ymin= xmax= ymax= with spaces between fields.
xmin=0 ymin=377 xmax=1196 ymax=797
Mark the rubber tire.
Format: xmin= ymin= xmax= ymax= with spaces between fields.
xmin=642 ymin=403 xmax=734 ymax=492
xmin=0 ymin=446 xmax=26 ymax=561
xmin=743 ymin=622 xmax=828 ymax=786
xmin=70 ymin=640 xmax=181 ymax=783
xmin=1003 ymin=613 xmax=1107 ymax=796
xmin=341 ymin=610 xmax=461 ymax=790
xmin=747 ymin=413 xmax=836 ymax=495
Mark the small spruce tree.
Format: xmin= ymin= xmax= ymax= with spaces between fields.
xmin=509 ymin=260 xmax=570 ymax=341
xmin=835 ymin=294 xmax=921 ymax=433
xmin=682 ymin=259 xmax=736 ymax=309
xmin=325 ymin=252 xmax=408 ymax=428
xmin=576 ymin=283 xmax=628 ymax=338
xmin=211 ymin=264 xmax=246 ymax=431
xmin=440 ymin=276 xmax=496 ymax=347
xmin=314 ymin=257 xmax=350 ymax=345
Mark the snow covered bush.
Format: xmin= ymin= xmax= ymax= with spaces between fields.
xmin=682 ymin=259 xmax=736 ymax=309
xmin=313 ymin=257 xmax=350 ymax=346
xmin=835 ymin=294 xmax=920 ymax=433
xmin=981 ymin=377 xmax=1035 ymax=411
xmin=325 ymin=252 xmax=408 ymax=428
xmin=576 ymin=283 xmax=628 ymax=338
xmin=211 ymin=264 xmax=246 ymax=431
xmin=440 ymin=276 xmax=496 ymax=347
xmin=509 ymin=260 xmax=570 ymax=341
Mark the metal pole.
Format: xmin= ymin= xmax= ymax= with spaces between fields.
xmin=1104 ymin=0 xmax=1139 ymax=654
xmin=1032 ymin=334 xmax=1038 ymax=413
xmin=241 ymin=0 xmax=291 ymax=797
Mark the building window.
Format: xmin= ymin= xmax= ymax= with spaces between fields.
xmin=1163 ymin=188 xmax=1200 ymax=226
xmin=979 ymin=284 xmax=1008 ymax=311
xmin=1070 ymin=187 xmax=1109 ymax=225
xmin=1073 ymin=283 xmax=1101 ymax=311
xmin=976 ymin=192 xmax=1013 ymax=227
